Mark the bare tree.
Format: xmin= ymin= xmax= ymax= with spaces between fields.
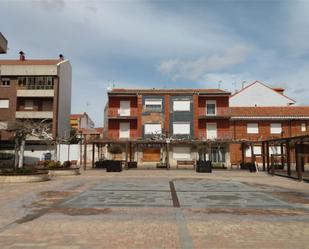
xmin=8 ymin=119 xmax=53 ymax=170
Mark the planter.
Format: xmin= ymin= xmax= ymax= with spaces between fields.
xmin=95 ymin=160 xmax=107 ymax=169
xmin=196 ymin=160 xmax=212 ymax=173
xmin=105 ymin=160 xmax=122 ymax=172
xmin=128 ymin=162 xmax=137 ymax=169
xmin=0 ymin=171 xmax=50 ymax=183
xmin=48 ymin=168 xmax=80 ymax=177
xmin=240 ymin=162 xmax=253 ymax=170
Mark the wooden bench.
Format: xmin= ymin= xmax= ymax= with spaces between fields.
xmin=177 ymin=160 xmax=195 ymax=169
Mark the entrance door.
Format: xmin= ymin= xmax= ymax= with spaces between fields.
xmin=142 ymin=148 xmax=161 ymax=162
xmin=119 ymin=101 xmax=130 ymax=116
xmin=207 ymin=123 xmax=217 ymax=139
xmin=119 ymin=122 xmax=130 ymax=138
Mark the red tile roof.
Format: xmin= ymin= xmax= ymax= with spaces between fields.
xmin=109 ymin=88 xmax=230 ymax=95
xmin=0 ymin=59 xmax=62 ymax=65
xmin=230 ymin=107 xmax=309 ymax=118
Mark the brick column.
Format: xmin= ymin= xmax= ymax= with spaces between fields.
xmin=193 ymin=94 xmax=199 ymax=139
xmin=137 ymin=95 xmax=142 ymax=138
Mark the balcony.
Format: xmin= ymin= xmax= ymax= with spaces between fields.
xmin=17 ymin=85 xmax=54 ymax=97
xmin=107 ymin=108 xmax=138 ymax=119
xmin=16 ymin=111 xmax=53 ymax=119
xmin=198 ymin=107 xmax=230 ymax=119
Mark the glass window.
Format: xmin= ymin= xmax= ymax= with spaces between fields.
xmin=247 ymin=123 xmax=259 ymax=134
xmin=145 ymin=99 xmax=162 ymax=111
xmin=206 ymin=100 xmax=216 ymax=115
xmin=270 ymin=123 xmax=282 ymax=134
xmin=173 ymin=100 xmax=190 ymax=111
xmin=301 ymin=123 xmax=307 ymax=132
xmin=173 ymin=122 xmax=190 ymax=135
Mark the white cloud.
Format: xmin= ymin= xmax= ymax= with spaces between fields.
xmin=158 ymin=44 xmax=253 ymax=81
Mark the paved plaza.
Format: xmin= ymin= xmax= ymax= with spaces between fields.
xmin=0 ymin=170 xmax=308 ymax=248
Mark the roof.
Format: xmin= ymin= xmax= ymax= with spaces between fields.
xmin=70 ymin=114 xmax=83 ymax=119
xmin=230 ymin=80 xmax=296 ymax=103
xmin=0 ymin=59 xmax=63 ymax=66
xmin=109 ymin=88 xmax=231 ymax=95
xmin=230 ymin=107 xmax=309 ymax=119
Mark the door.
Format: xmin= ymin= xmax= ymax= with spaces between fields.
xmin=119 ymin=101 xmax=130 ymax=116
xmin=142 ymin=148 xmax=161 ymax=162
xmin=207 ymin=123 xmax=217 ymax=139
xmin=119 ymin=122 xmax=130 ymax=138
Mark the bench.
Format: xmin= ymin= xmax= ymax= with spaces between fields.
xmin=177 ymin=160 xmax=195 ymax=169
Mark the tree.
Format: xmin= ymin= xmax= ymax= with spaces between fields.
xmin=8 ymin=119 xmax=53 ymax=170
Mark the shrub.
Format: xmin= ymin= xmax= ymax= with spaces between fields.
xmin=47 ymin=161 xmax=61 ymax=168
xmin=62 ymin=161 xmax=72 ymax=168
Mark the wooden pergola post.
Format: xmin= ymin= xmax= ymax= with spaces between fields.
xmin=250 ymin=143 xmax=254 ymax=164
xmin=125 ymin=141 xmax=129 ymax=170
xmin=166 ymin=142 xmax=170 ymax=169
xmin=83 ymin=139 xmax=87 ymax=171
xmin=295 ymin=142 xmax=302 ymax=181
xmin=286 ymin=140 xmax=291 ymax=176
xmin=241 ymin=142 xmax=245 ymax=166
xmin=266 ymin=141 xmax=270 ymax=172
xmin=280 ymin=143 xmax=284 ymax=169
xmin=262 ymin=142 xmax=266 ymax=171
xmin=92 ymin=143 xmax=95 ymax=169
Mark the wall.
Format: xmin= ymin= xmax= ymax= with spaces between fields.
xmin=169 ymin=95 xmax=194 ymax=139
xmin=57 ymin=60 xmax=72 ymax=139
xmin=230 ymin=82 xmax=294 ymax=106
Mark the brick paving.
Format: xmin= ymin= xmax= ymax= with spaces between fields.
xmin=0 ymin=169 xmax=308 ymax=248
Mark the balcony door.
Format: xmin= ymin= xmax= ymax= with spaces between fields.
xmin=119 ymin=101 xmax=130 ymax=116
xmin=206 ymin=123 xmax=217 ymax=139
xmin=119 ymin=122 xmax=130 ymax=138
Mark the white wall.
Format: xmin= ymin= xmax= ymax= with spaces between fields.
xmin=57 ymin=60 xmax=72 ymax=138
xmin=230 ymin=82 xmax=294 ymax=107
xmin=0 ymin=65 xmax=57 ymax=76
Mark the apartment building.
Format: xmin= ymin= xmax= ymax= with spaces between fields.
xmin=0 ymin=52 xmax=72 ymax=144
xmin=0 ymin=33 xmax=7 ymax=54
xmin=229 ymin=106 xmax=309 ymax=164
xmin=70 ymin=112 xmax=95 ymax=130
xmin=104 ymin=88 xmax=231 ymax=167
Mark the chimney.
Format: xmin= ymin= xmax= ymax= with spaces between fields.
xmin=19 ymin=51 xmax=25 ymax=61
xmin=59 ymin=54 xmax=64 ymax=60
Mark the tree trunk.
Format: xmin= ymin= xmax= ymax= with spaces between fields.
xmin=18 ymin=139 xmax=26 ymax=168
xmin=14 ymin=141 xmax=19 ymax=171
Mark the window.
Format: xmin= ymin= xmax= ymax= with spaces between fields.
xmin=24 ymin=99 xmax=34 ymax=110
xmin=301 ymin=123 xmax=307 ymax=132
xmin=144 ymin=123 xmax=162 ymax=135
xmin=206 ymin=100 xmax=216 ymax=115
xmin=145 ymin=99 xmax=162 ymax=111
xmin=119 ymin=101 xmax=130 ymax=116
xmin=0 ymin=121 xmax=8 ymax=130
xmin=173 ymin=147 xmax=191 ymax=159
xmin=173 ymin=100 xmax=190 ymax=111
xmin=206 ymin=123 xmax=217 ymax=139
xmin=270 ymin=123 xmax=282 ymax=134
xmin=269 ymin=146 xmax=281 ymax=155
xmin=245 ymin=146 xmax=261 ymax=157
xmin=0 ymin=99 xmax=9 ymax=108
xmin=247 ymin=123 xmax=258 ymax=134
xmin=173 ymin=122 xmax=190 ymax=135
xmin=1 ymin=78 xmax=10 ymax=87
xmin=17 ymin=77 xmax=54 ymax=89
xmin=119 ymin=122 xmax=130 ymax=138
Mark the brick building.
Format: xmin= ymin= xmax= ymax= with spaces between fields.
xmin=0 ymin=53 xmax=72 ymax=163
xmin=229 ymin=107 xmax=309 ymax=164
xmin=102 ymin=87 xmax=309 ymax=168
xmin=103 ymin=88 xmax=231 ymax=167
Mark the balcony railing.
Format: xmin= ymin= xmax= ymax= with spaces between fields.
xmin=198 ymin=107 xmax=230 ymax=118
xmin=16 ymin=111 xmax=53 ymax=119
xmin=17 ymin=85 xmax=54 ymax=90
xmin=107 ymin=108 xmax=138 ymax=118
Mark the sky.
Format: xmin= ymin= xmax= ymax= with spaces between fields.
xmin=1 ymin=0 xmax=309 ymax=126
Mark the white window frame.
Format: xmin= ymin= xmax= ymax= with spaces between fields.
xmin=145 ymin=99 xmax=162 ymax=111
xmin=173 ymin=100 xmax=190 ymax=112
xmin=173 ymin=147 xmax=191 ymax=160
xmin=119 ymin=122 xmax=130 ymax=138
xmin=0 ymin=121 xmax=8 ymax=130
xmin=0 ymin=99 xmax=9 ymax=109
xmin=301 ymin=123 xmax=307 ymax=132
xmin=247 ymin=123 xmax=259 ymax=134
xmin=173 ymin=122 xmax=190 ymax=135
xmin=206 ymin=100 xmax=216 ymax=116
xmin=270 ymin=123 xmax=282 ymax=134
xmin=144 ymin=123 xmax=162 ymax=135
xmin=119 ymin=101 xmax=130 ymax=116
xmin=206 ymin=123 xmax=217 ymax=139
